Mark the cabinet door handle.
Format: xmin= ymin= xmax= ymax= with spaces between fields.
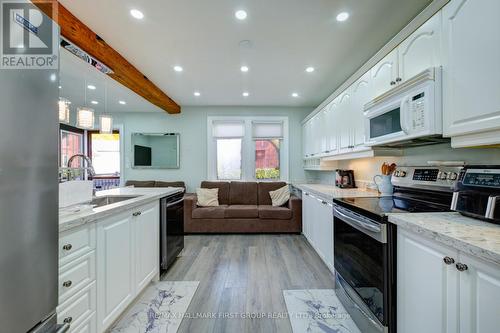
xmin=396 ymin=77 xmax=402 ymax=82
xmin=456 ymin=263 xmax=468 ymax=272
xmin=62 ymin=280 xmax=72 ymax=288
xmin=390 ymin=81 xmax=396 ymax=86
xmin=443 ymin=256 xmax=455 ymax=265
xmin=63 ymin=317 xmax=72 ymax=324
xmin=321 ymin=200 xmax=328 ymax=205
xmin=132 ymin=211 xmax=142 ymax=217
xmin=62 ymin=244 xmax=72 ymax=251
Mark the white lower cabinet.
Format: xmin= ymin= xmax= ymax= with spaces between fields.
xmin=302 ymin=192 xmax=334 ymax=272
xmin=398 ymin=229 xmax=500 ymax=333
xmin=96 ymin=211 xmax=136 ymax=331
xmin=59 ymin=201 xmax=160 ymax=333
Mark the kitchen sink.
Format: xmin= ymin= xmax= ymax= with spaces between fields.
xmin=90 ymin=195 xmax=140 ymax=208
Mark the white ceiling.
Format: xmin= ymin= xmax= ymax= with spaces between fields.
xmin=59 ymin=0 xmax=432 ymax=108
xmin=60 ymin=48 xmax=163 ymax=113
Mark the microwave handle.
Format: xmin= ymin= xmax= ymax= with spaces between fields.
xmin=400 ymin=95 xmax=411 ymax=134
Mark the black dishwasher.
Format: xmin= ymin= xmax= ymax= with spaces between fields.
xmin=160 ymin=192 xmax=184 ymax=271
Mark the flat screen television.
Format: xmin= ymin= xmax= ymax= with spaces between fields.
xmin=134 ymin=145 xmax=152 ymax=166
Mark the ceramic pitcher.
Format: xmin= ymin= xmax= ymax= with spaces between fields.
xmin=373 ymin=174 xmax=393 ymax=196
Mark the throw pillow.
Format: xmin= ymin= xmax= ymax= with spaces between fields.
xmin=196 ymin=188 xmax=219 ymax=207
xmin=269 ymin=185 xmax=290 ymax=207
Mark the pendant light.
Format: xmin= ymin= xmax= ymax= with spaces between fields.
xmin=99 ymin=80 xmax=113 ymax=134
xmin=76 ymin=78 xmax=95 ymax=129
xmin=77 ymin=107 xmax=95 ymax=129
xmin=58 ymin=97 xmax=71 ymax=124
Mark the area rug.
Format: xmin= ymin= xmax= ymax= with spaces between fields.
xmin=283 ymin=289 xmax=361 ymax=333
xmin=109 ymin=281 xmax=199 ymax=333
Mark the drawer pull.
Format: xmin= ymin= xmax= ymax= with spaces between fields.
xmin=63 ymin=317 xmax=72 ymax=324
xmin=62 ymin=280 xmax=72 ymax=288
xmin=443 ymin=256 xmax=455 ymax=265
xmin=456 ymin=263 xmax=468 ymax=272
xmin=132 ymin=211 xmax=142 ymax=217
xmin=62 ymin=244 xmax=73 ymax=251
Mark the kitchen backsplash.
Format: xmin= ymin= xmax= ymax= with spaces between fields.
xmin=305 ymin=143 xmax=500 ymax=186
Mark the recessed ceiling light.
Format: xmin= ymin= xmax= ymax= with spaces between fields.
xmin=91 ymin=100 xmax=99 ymax=105
xmin=235 ymin=10 xmax=247 ymax=20
xmin=87 ymin=84 xmax=96 ymax=90
xmin=130 ymin=9 xmax=144 ymax=20
xmin=194 ymin=91 xmax=201 ymax=97
xmin=336 ymin=12 xmax=349 ymax=22
xmin=240 ymin=66 xmax=249 ymax=72
xmin=305 ymin=66 xmax=315 ymax=73
xmin=242 ymin=92 xmax=249 ymax=97
xmin=58 ymin=85 xmax=62 ymax=89
xmin=50 ymin=73 xmax=57 ymax=82
xmin=292 ymin=93 xmax=299 ymax=98
xmin=119 ymin=100 xmax=126 ymax=105
xmin=173 ymin=65 xmax=183 ymax=72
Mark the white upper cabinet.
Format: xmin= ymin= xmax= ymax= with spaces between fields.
xmin=338 ymin=90 xmax=353 ymax=152
xmin=370 ymin=49 xmax=398 ymax=99
xmin=350 ymin=72 xmax=372 ymax=149
xmin=398 ymin=12 xmax=442 ymax=81
xmin=318 ymin=107 xmax=329 ymax=154
xmin=326 ymin=100 xmax=338 ymax=153
xmin=442 ymin=0 xmax=500 ymax=142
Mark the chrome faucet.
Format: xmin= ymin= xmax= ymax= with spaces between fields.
xmin=67 ymin=154 xmax=96 ymax=179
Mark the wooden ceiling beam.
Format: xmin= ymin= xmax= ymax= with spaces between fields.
xmin=33 ymin=0 xmax=180 ymax=114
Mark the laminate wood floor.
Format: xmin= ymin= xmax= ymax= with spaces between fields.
xmin=161 ymin=234 xmax=335 ymax=333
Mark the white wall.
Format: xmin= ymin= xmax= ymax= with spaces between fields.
xmin=306 ymin=143 xmax=500 ymax=185
xmin=111 ymin=106 xmax=311 ymax=192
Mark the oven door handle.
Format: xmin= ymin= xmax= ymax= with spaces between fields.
xmin=166 ymin=197 xmax=184 ymax=208
xmin=334 ymin=205 xmax=387 ymax=243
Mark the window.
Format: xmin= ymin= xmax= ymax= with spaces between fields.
xmin=88 ymin=131 xmax=121 ymax=177
xmin=60 ymin=124 xmax=84 ymax=168
xmin=255 ymin=139 xmax=280 ymax=179
xmin=208 ymin=117 xmax=288 ymax=181
xmin=216 ymin=138 xmax=242 ymax=180
xmin=252 ymin=121 xmax=283 ymax=180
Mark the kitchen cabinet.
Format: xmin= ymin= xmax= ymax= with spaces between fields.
xmin=442 ymin=0 xmax=500 ymax=146
xmin=96 ymin=211 xmax=135 ymax=331
xmin=398 ymin=229 xmax=500 ymax=333
xmin=302 ymin=192 xmax=334 ymax=272
xmin=350 ymin=72 xmax=372 ymax=150
xmin=326 ymin=100 xmax=338 ymax=154
xmin=370 ymin=49 xmax=398 ymax=99
xmin=458 ymin=252 xmax=500 ymax=333
xmin=94 ymin=201 xmax=160 ymax=333
xmin=135 ymin=202 xmax=160 ymax=292
xmin=337 ymin=90 xmax=353 ymax=153
xmin=397 ymin=229 xmax=458 ymax=333
xmin=398 ymin=12 xmax=442 ymax=82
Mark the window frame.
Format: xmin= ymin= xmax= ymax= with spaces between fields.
xmin=87 ymin=129 xmax=121 ymax=179
xmin=207 ymin=116 xmax=289 ymax=182
xmin=59 ymin=124 xmax=84 ymax=168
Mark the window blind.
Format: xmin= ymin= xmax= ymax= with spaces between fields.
xmin=252 ymin=121 xmax=284 ymax=139
xmin=212 ymin=121 xmax=245 ymax=138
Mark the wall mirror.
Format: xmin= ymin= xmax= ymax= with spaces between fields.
xmin=131 ymin=133 xmax=180 ymax=169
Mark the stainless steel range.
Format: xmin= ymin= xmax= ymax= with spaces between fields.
xmin=333 ymin=165 xmax=462 ymax=333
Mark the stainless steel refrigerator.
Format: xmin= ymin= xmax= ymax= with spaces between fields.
xmin=0 ymin=16 xmax=60 ymax=333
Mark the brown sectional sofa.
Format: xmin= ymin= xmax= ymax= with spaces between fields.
xmin=125 ymin=180 xmax=186 ymax=192
xmin=184 ymin=181 xmax=302 ymax=233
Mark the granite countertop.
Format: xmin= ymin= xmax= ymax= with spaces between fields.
xmin=292 ymin=183 xmax=381 ymax=202
xmin=388 ymin=212 xmax=500 ymax=266
xmin=59 ymin=187 xmax=184 ymax=233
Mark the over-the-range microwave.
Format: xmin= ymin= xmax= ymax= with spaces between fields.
xmin=364 ymin=67 xmax=447 ymax=147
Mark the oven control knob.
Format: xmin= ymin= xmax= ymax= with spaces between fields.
xmin=447 ymin=172 xmax=458 ymax=180
xmin=394 ymin=171 xmax=400 ymax=177
xmin=438 ymin=171 xmax=448 ymax=180
xmin=399 ymin=171 xmax=407 ymax=177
